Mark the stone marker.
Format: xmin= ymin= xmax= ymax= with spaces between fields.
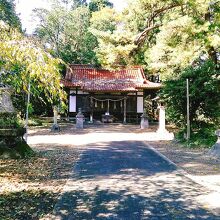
xmin=157 ymin=105 xmax=168 ymax=133
xmin=157 ymin=104 xmax=174 ymax=139
xmin=140 ymin=112 xmax=149 ymax=129
xmin=208 ymin=130 xmax=220 ymax=159
xmin=76 ymin=108 xmax=84 ymax=129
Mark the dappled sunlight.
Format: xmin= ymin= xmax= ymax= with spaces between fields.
xmin=0 ymin=189 xmax=59 ymax=219
xmin=52 ymin=141 xmax=219 ymax=219
xmin=53 ymin=171 xmax=216 ymax=219
xmin=197 ymin=192 xmax=220 ymax=210
xmin=18 ymin=124 xmax=220 ymax=219
xmin=187 ymin=175 xmax=220 ymax=194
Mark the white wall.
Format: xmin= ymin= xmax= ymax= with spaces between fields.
xmin=69 ymin=96 xmax=76 ymax=112
xmin=137 ymin=97 xmax=144 ymax=113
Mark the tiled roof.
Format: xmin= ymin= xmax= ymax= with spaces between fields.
xmin=62 ymin=64 xmax=161 ymax=92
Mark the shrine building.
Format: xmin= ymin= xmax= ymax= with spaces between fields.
xmin=62 ymin=64 xmax=161 ymax=123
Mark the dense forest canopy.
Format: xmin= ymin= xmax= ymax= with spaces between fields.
xmin=33 ymin=0 xmax=219 ymax=76
xmin=33 ymin=0 xmax=114 ymax=65
xmin=90 ymin=0 xmax=220 ymax=78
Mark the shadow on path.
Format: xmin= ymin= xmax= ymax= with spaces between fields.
xmin=54 ymin=141 xmax=219 ymax=220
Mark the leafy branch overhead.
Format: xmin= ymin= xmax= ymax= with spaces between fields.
xmin=91 ymin=0 xmax=219 ymax=75
xmin=0 ymin=22 xmax=66 ymax=105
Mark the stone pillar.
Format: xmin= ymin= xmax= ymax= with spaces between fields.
xmin=90 ymin=97 xmax=93 ymax=123
xmin=54 ymin=106 xmax=58 ymax=125
xmin=156 ymin=105 xmax=174 ymax=140
xmin=0 ymin=86 xmax=14 ymax=112
xmin=0 ymin=86 xmax=27 ymax=148
xmin=76 ymin=108 xmax=84 ymax=129
xmin=90 ymin=112 xmax=93 ymax=123
xmin=157 ymin=105 xmax=166 ymax=133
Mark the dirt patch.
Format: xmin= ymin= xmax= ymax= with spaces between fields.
xmin=149 ymin=141 xmax=220 ymax=176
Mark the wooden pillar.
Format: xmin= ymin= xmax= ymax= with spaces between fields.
xmin=107 ymin=99 xmax=110 ymax=113
xmin=123 ymin=97 xmax=126 ymax=124
xmin=90 ymin=112 xmax=93 ymax=123
xmin=90 ymin=97 xmax=93 ymax=123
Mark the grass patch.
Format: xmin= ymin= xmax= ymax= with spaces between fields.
xmin=175 ymin=127 xmax=217 ymax=148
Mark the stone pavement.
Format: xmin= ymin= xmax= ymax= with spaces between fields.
xmin=33 ymin=125 xmax=218 ymax=220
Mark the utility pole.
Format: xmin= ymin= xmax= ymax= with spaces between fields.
xmin=186 ymin=78 xmax=190 ymax=140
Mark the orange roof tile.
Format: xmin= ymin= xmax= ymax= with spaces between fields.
xmin=63 ymin=64 xmax=161 ymax=92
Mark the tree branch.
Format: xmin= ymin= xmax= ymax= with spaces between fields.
xmin=134 ymin=3 xmax=183 ymax=47
xmin=134 ymin=24 xmax=161 ymax=46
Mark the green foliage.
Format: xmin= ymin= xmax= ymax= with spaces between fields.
xmin=161 ymin=60 xmax=220 ymax=137
xmin=90 ymin=8 xmax=137 ymax=68
xmin=89 ymin=0 xmax=113 ymax=12
xmin=0 ymin=22 xmax=66 ymax=115
xmin=27 ymin=118 xmax=43 ymax=127
xmin=176 ymin=124 xmax=217 ymax=147
xmin=0 ymin=112 xmax=21 ymax=128
xmin=91 ymin=0 xmax=219 ymax=75
xmin=34 ymin=2 xmax=98 ymax=65
xmin=0 ymin=0 xmax=22 ymax=30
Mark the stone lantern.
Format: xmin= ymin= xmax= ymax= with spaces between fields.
xmin=140 ymin=112 xmax=149 ymax=129
xmin=0 ymin=85 xmax=26 ymax=148
xmin=76 ymin=108 xmax=85 ymax=129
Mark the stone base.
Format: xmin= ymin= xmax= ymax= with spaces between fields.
xmin=51 ymin=124 xmax=60 ymax=132
xmin=76 ymin=124 xmax=83 ymax=129
xmin=156 ymin=129 xmax=174 ymax=140
xmin=0 ymin=128 xmax=26 ymax=148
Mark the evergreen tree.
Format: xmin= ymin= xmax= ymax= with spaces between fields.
xmin=89 ymin=0 xmax=113 ymax=12
xmin=0 ymin=0 xmax=22 ymax=30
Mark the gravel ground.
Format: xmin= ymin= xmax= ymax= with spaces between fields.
xmin=148 ymin=140 xmax=220 ymax=213
xmin=148 ymin=141 xmax=220 ymax=176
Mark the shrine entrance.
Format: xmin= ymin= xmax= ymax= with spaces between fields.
xmin=90 ymin=96 xmax=128 ymax=123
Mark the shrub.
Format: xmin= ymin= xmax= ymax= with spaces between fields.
xmin=161 ymin=60 xmax=220 ymax=145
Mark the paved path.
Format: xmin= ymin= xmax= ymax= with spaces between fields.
xmin=32 ymin=125 xmax=219 ymax=219
xmin=30 ymin=125 xmax=220 ymax=220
